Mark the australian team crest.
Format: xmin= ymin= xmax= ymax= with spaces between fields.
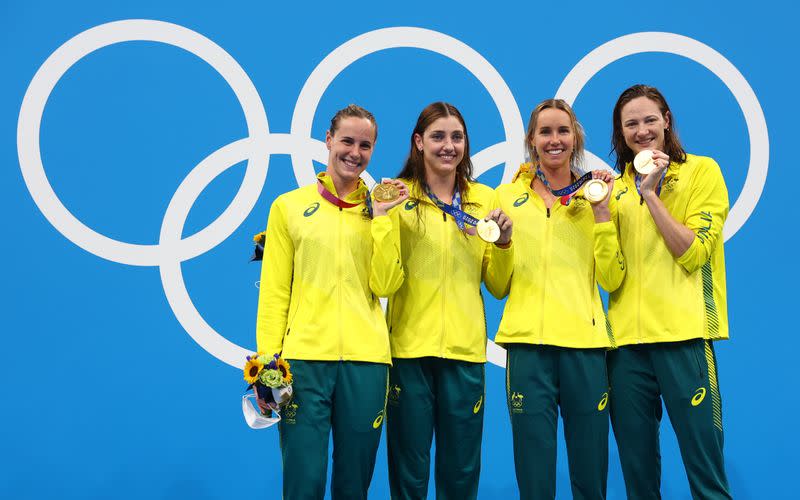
xmin=510 ymin=392 xmax=524 ymax=413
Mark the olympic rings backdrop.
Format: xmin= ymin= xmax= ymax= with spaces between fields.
xmin=2 ymin=1 xmax=797 ymax=498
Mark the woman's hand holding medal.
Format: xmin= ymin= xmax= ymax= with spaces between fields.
xmin=482 ymin=208 xmax=513 ymax=246
xmin=588 ymin=169 xmax=615 ymax=222
xmin=635 ymin=149 xmax=670 ymax=196
xmin=372 ymin=179 xmax=410 ymax=217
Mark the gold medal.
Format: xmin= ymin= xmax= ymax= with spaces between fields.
xmin=583 ymin=179 xmax=609 ymax=204
xmin=633 ymin=150 xmax=656 ymax=175
xmin=476 ymin=219 xmax=501 ymax=243
xmin=372 ymin=183 xmax=400 ymax=202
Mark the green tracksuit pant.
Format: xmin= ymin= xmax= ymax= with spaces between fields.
xmin=608 ymin=339 xmax=731 ymax=500
xmin=278 ymin=360 xmax=388 ymax=500
xmin=505 ymin=344 xmax=609 ymax=500
xmin=386 ymin=357 xmax=485 ymax=500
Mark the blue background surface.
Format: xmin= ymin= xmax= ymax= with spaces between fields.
xmin=2 ymin=1 xmax=796 ymax=498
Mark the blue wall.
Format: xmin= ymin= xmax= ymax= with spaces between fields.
xmin=2 ymin=1 xmax=794 ymax=498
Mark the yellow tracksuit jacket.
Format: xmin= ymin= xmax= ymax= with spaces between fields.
xmin=386 ymin=180 xmax=514 ymax=363
xmin=255 ymin=172 xmax=403 ymax=363
xmin=609 ymin=154 xmax=729 ymax=345
xmin=494 ymin=165 xmax=626 ymax=348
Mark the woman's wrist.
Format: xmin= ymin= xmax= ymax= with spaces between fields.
xmin=641 ymin=190 xmax=659 ymax=204
xmin=592 ymin=205 xmax=610 ymax=222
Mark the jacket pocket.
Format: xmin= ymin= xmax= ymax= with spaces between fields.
xmin=691 ymin=338 xmax=706 ymax=381
xmin=285 ymin=287 xmax=304 ymax=335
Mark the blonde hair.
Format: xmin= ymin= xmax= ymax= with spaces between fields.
xmin=525 ymin=98 xmax=585 ymax=170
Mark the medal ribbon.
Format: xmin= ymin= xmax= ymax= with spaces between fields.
xmin=634 ymin=167 xmax=667 ymax=198
xmin=317 ymin=179 xmax=373 ymax=217
xmin=534 ymin=167 xmax=594 ymax=206
xmin=423 ymin=184 xmax=479 ymax=231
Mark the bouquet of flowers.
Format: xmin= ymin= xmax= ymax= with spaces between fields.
xmin=243 ymin=352 xmax=293 ymax=412
xmin=250 ymin=231 xmax=266 ymax=261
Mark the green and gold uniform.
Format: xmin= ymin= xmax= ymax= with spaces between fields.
xmin=256 ymin=172 xmax=403 ymax=500
xmin=495 ymin=164 xmax=625 ymax=500
xmin=385 ymin=180 xmax=513 ymax=500
xmin=608 ymin=154 xmax=732 ymax=499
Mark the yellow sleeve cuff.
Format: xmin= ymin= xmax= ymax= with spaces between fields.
xmin=593 ymin=220 xmax=617 ymax=240
xmin=676 ymin=235 xmax=704 ymax=273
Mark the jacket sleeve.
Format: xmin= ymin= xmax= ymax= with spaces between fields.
xmin=594 ymin=189 xmax=626 ymax=292
xmin=482 ymin=191 xmax=514 ymax=299
xmin=676 ymin=158 xmax=729 ymax=274
xmin=369 ymin=209 xmax=405 ymax=297
xmin=255 ymin=198 xmax=294 ymax=354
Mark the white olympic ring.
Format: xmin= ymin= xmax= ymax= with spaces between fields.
xmin=18 ymin=20 xmax=271 ymax=266
xmin=288 ymin=27 xmax=526 ymax=186
xmin=17 ymin=21 xmax=768 ymax=369
xmin=555 ymin=32 xmax=768 ymax=241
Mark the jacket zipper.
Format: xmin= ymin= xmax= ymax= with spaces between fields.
xmin=636 ymin=195 xmax=642 ymax=343
xmin=591 ymin=260 xmax=596 ymax=327
xmin=338 ymin=206 xmax=344 ymax=359
xmin=440 ymin=209 xmax=448 ymax=357
xmin=539 ymin=205 xmax=552 ymax=344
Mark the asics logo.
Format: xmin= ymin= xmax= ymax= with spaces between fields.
xmin=473 ymin=395 xmax=483 ymax=414
xmin=597 ymin=392 xmax=609 ymax=411
xmin=616 ymin=250 xmax=625 ymax=271
xmin=303 ymin=202 xmax=320 ymax=217
xmin=513 ymin=192 xmax=529 ymax=207
xmin=691 ymin=387 xmax=707 ymax=406
xmin=404 ymin=200 xmax=419 ymax=211
xmin=372 ymin=411 xmax=385 ymax=429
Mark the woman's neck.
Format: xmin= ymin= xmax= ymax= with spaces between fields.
xmin=425 ymin=169 xmax=458 ymax=204
xmin=327 ymin=170 xmax=359 ymax=198
xmin=538 ymin=163 xmax=573 ymax=190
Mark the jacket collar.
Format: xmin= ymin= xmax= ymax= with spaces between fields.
xmin=317 ymin=172 xmax=369 ymax=204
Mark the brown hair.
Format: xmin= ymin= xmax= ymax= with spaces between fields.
xmin=329 ymin=103 xmax=378 ymax=141
xmin=611 ymin=84 xmax=686 ymax=173
xmin=396 ymin=102 xmax=474 ymax=199
xmin=525 ymin=98 xmax=585 ymax=170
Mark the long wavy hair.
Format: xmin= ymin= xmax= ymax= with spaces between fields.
xmin=611 ymin=84 xmax=686 ymax=174
xmin=396 ymin=102 xmax=474 ymax=199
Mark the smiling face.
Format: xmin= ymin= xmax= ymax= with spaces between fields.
xmin=619 ymin=96 xmax=671 ymax=155
xmin=414 ymin=115 xmax=466 ymax=178
xmin=325 ymin=116 xmax=376 ymax=190
xmin=531 ymin=107 xmax=574 ymax=171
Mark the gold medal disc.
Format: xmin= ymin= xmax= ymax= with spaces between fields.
xmin=476 ymin=219 xmax=501 ymax=243
xmin=633 ymin=150 xmax=656 ymax=175
xmin=584 ymin=179 xmax=609 ymax=204
xmin=372 ymin=183 xmax=400 ymax=202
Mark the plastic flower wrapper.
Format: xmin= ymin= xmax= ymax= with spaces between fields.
xmin=241 ymin=352 xmax=294 ymax=419
xmin=255 ymin=383 xmax=276 ymax=405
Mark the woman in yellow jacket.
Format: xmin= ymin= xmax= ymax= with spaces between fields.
xmin=607 ymin=84 xmax=732 ymax=499
xmin=255 ymin=104 xmax=409 ymax=500
xmin=385 ymin=102 xmax=514 ymax=500
xmin=495 ymin=99 xmax=624 ymax=500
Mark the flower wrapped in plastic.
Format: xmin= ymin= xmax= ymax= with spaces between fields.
xmin=244 ymin=352 xmax=293 ymax=406
xmin=250 ymin=231 xmax=266 ymax=261
xmin=241 ymin=353 xmax=294 ymax=429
